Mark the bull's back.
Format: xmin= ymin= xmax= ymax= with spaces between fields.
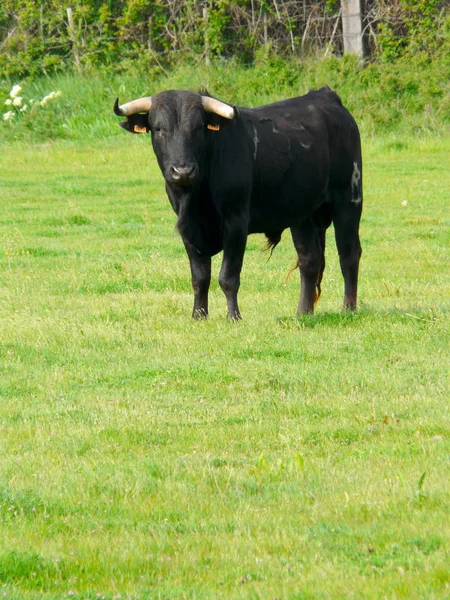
xmin=252 ymin=87 xmax=360 ymax=188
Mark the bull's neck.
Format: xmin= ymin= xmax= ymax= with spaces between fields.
xmin=172 ymin=179 xmax=222 ymax=256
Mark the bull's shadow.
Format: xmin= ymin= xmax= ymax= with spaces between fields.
xmin=276 ymin=307 xmax=445 ymax=329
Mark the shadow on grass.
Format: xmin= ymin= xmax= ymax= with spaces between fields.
xmin=277 ymin=311 xmax=366 ymax=329
xmin=276 ymin=307 xmax=447 ymax=329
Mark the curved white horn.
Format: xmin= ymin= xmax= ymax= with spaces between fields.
xmin=201 ymin=96 xmax=235 ymax=120
xmin=114 ymin=96 xmax=153 ymax=116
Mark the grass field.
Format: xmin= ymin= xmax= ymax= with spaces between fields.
xmin=0 ymin=132 xmax=449 ymax=599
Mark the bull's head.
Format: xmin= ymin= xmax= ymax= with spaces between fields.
xmin=114 ymin=91 xmax=236 ymax=187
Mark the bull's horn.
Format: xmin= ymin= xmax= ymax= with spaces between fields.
xmin=114 ymin=96 xmax=153 ymax=116
xmin=201 ymin=96 xmax=236 ymax=120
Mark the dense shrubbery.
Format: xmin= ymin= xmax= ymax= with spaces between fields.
xmin=0 ymin=0 xmax=449 ymax=78
xmin=1 ymin=47 xmax=449 ymax=144
xmin=0 ymin=2 xmax=449 ymax=142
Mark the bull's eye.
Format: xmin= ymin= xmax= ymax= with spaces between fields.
xmin=154 ymin=127 xmax=164 ymax=138
xmin=187 ymin=125 xmax=204 ymax=140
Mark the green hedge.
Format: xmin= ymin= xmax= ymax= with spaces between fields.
xmin=1 ymin=49 xmax=449 ymax=143
xmin=0 ymin=0 xmax=449 ymax=79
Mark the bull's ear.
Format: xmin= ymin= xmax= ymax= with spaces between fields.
xmin=205 ymin=109 xmax=239 ymax=133
xmin=118 ymin=114 xmax=150 ymax=134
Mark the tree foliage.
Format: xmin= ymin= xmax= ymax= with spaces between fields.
xmin=0 ymin=0 xmax=448 ymax=78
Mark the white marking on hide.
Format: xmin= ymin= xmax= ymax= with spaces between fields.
xmin=253 ymin=125 xmax=259 ymax=160
xmin=301 ymin=142 xmax=311 ymax=150
xmin=351 ymin=161 xmax=362 ymax=204
xmin=351 ymin=161 xmax=361 ymax=186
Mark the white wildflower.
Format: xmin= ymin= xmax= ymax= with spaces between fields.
xmin=12 ymin=96 xmax=23 ymax=108
xmin=40 ymin=90 xmax=62 ymax=106
xmin=10 ymin=84 xmax=22 ymax=99
xmin=4 ymin=98 xmax=12 ymax=106
xmin=3 ymin=111 xmax=15 ymax=121
xmin=20 ymin=105 xmax=28 ymax=113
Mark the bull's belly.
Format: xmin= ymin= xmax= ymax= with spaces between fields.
xmin=248 ymin=191 xmax=323 ymax=234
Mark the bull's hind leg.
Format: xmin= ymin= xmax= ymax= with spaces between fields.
xmin=331 ymin=181 xmax=363 ymax=311
xmin=290 ymin=221 xmax=327 ymax=316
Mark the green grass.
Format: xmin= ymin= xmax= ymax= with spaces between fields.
xmin=0 ymin=132 xmax=449 ymax=599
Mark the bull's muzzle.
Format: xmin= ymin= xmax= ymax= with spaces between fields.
xmin=168 ymin=163 xmax=198 ymax=186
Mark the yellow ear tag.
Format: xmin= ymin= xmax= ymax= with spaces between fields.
xmin=207 ymin=124 xmax=220 ymax=131
xmin=134 ymin=124 xmax=147 ymax=133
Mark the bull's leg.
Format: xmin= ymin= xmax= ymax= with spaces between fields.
xmin=331 ymin=188 xmax=363 ymax=311
xmin=291 ymin=223 xmax=326 ymax=316
xmin=218 ymin=227 xmax=247 ymax=320
xmin=183 ymin=240 xmax=211 ymax=319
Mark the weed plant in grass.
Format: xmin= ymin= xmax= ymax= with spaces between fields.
xmin=0 ymin=131 xmax=449 ymax=595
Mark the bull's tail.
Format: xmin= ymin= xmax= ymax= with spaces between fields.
xmin=286 ymin=260 xmax=323 ymax=307
xmin=315 ymin=266 xmax=323 ymax=306
xmin=285 ymin=261 xmax=299 ymax=284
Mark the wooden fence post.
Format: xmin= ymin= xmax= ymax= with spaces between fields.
xmin=341 ymin=0 xmax=363 ymax=59
xmin=66 ymin=7 xmax=81 ymax=72
xmin=263 ymin=11 xmax=268 ymax=48
xmin=203 ymin=4 xmax=211 ymax=67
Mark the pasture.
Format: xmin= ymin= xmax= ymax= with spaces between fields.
xmin=0 ymin=133 xmax=449 ymax=599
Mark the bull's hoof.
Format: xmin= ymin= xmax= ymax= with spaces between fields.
xmin=343 ymin=297 xmax=357 ymax=311
xmin=227 ymin=312 xmax=242 ymax=321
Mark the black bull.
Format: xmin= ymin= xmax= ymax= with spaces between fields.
xmin=114 ymin=87 xmax=363 ymax=320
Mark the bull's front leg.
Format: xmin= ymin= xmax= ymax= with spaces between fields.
xmin=183 ymin=239 xmax=211 ymax=319
xmin=218 ymin=225 xmax=247 ymax=320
